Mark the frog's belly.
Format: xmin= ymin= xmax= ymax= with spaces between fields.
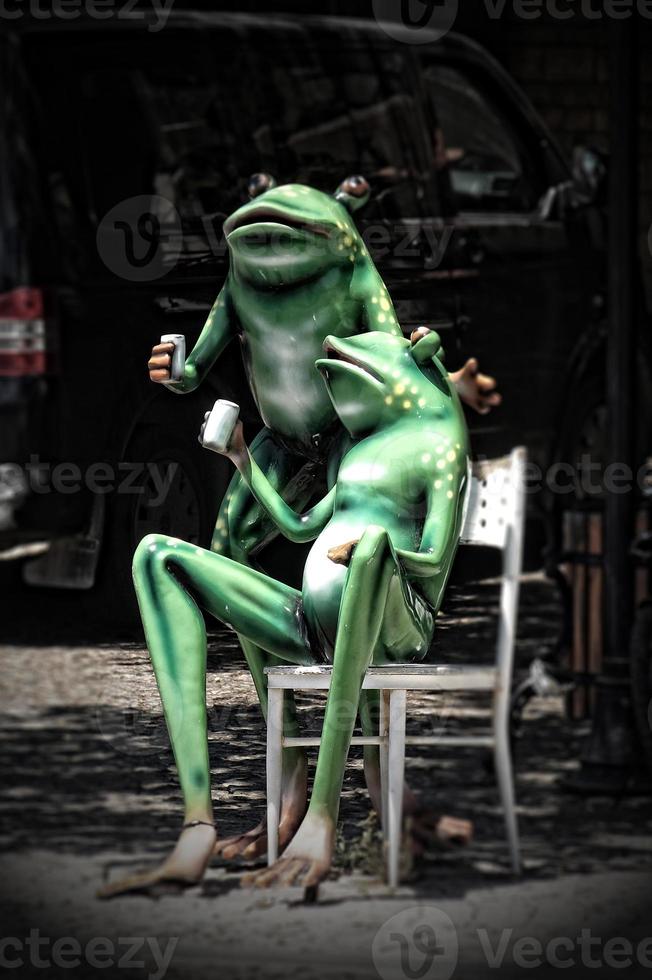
xmin=245 ymin=350 xmax=336 ymax=452
xmin=302 ymin=523 xmax=367 ymax=655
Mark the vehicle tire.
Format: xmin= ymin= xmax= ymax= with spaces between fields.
xmin=97 ymin=406 xmax=230 ymax=628
xmin=630 ymin=603 xmax=652 ymax=778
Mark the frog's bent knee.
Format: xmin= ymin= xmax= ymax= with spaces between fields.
xmin=133 ymin=532 xmax=177 ymax=571
xmin=352 ymin=525 xmax=390 ymax=563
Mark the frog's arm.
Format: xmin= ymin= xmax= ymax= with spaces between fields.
xmin=237 ymin=450 xmax=336 ymax=544
xmin=350 ymin=251 xmax=402 ymax=337
xmin=169 ymin=283 xmax=236 ymax=394
xmin=395 ymin=471 xmax=467 ymax=578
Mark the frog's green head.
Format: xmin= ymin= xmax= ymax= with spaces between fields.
xmin=223 ymin=174 xmax=369 ymax=287
xmin=316 ymin=329 xmax=455 ymax=438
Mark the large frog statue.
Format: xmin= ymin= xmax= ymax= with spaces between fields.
xmin=101 ymin=328 xmax=469 ymax=896
xmin=145 ymin=176 xmax=498 ymax=865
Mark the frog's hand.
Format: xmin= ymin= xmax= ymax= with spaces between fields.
xmin=241 ymin=451 xmax=336 ymax=544
xmin=327 ymin=538 xmax=360 ymax=565
xmin=396 ymin=465 xmax=469 ymax=577
xmin=350 ymin=251 xmax=402 ymax=337
xmin=169 ymin=283 xmax=236 ymax=394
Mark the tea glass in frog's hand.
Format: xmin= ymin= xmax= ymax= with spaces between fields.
xmin=199 ymin=400 xmax=240 ymax=454
xmin=148 ymin=333 xmax=186 ymax=385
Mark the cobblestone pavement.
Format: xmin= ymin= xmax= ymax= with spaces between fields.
xmin=1 ymin=572 xmax=651 ymax=979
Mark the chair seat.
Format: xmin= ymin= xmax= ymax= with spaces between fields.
xmin=264 ymin=663 xmax=497 ymax=691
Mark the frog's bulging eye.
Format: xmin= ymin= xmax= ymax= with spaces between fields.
xmin=334 ymin=175 xmax=371 ymax=212
xmin=410 ymin=326 xmax=432 ymax=346
xmin=247 ymin=173 xmax=277 ymax=199
xmin=411 ymin=327 xmax=445 ymax=365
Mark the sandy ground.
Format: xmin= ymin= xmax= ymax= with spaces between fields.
xmin=1 ymin=573 xmax=652 ymax=979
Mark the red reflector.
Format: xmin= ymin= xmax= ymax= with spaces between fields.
xmin=0 ymin=290 xmax=47 ymax=376
xmin=0 ymin=287 xmax=44 ymax=319
xmin=0 ymin=351 xmax=47 ymax=377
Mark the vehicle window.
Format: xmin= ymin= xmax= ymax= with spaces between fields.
xmin=24 ymin=30 xmax=269 ymax=277
xmin=0 ymin=38 xmax=55 ymax=290
xmin=423 ymin=64 xmax=538 ymax=214
xmin=24 ymin=24 xmax=434 ymax=283
xmin=251 ymin=25 xmax=429 ymax=221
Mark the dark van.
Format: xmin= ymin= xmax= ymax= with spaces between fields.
xmin=0 ymin=12 xmax=636 ymax=612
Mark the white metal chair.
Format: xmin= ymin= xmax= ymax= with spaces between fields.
xmin=264 ymin=447 xmax=527 ymax=887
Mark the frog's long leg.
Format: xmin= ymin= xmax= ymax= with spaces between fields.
xmin=246 ymin=525 xmax=434 ymax=889
xmin=98 ymin=534 xmax=316 ymax=899
xmin=132 ymin=533 xmax=315 ymax=826
xmin=211 ymin=428 xmax=318 ymax=857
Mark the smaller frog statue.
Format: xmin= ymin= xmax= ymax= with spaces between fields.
xmin=100 ymin=327 xmax=468 ymax=897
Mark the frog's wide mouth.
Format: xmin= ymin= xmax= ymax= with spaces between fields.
xmin=224 ymin=205 xmax=332 ymax=240
xmin=316 ymin=338 xmax=384 ymax=386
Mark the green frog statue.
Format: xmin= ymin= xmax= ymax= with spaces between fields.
xmin=100 ymin=177 xmax=497 ymax=897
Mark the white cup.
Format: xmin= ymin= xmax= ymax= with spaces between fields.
xmin=160 ymin=333 xmax=186 ymax=384
xmin=200 ymin=399 xmax=240 ymax=454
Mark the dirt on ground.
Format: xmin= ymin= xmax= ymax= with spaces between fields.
xmin=1 ymin=573 xmax=651 ymax=979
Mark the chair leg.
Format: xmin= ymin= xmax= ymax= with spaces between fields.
xmin=493 ymin=720 xmax=521 ymax=875
xmin=379 ymin=689 xmax=390 ymax=841
xmin=387 ymin=689 xmax=407 ymax=888
xmin=266 ymin=686 xmax=284 ymax=865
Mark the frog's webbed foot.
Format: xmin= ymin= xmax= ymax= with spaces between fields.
xmin=327 ymin=538 xmax=360 ymax=566
xmin=97 ymin=823 xmax=216 ymax=900
xmin=213 ymin=807 xmax=305 ymax=862
xmin=241 ymin=813 xmax=334 ymax=890
xmin=242 ymin=854 xmax=330 ymax=891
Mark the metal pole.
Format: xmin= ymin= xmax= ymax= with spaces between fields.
xmin=571 ymin=19 xmax=639 ymax=793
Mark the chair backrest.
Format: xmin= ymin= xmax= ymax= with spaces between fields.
xmin=461 ymin=448 xmax=527 ymax=551
xmin=459 ymin=447 xmax=527 ymax=692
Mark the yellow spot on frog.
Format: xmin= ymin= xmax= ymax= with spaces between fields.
xmin=380 ymin=297 xmax=390 ymax=311
xmin=378 ymin=313 xmax=386 ymax=323
xmin=418 ymin=398 xmax=427 ymax=408
xmin=437 ymin=459 xmax=446 ymax=470
xmin=384 ymin=396 xmax=393 ymax=405
xmin=447 ymin=490 xmax=454 ymax=499
xmin=371 ymin=296 xmax=378 ymax=304
xmin=434 ymin=479 xmax=442 ymax=490
xmin=422 ymin=453 xmax=432 ymax=463
xmin=394 ymin=383 xmax=405 ymax=395
xmin=448 ymin=473 xmax=454 ymax=482
xmin=344 ymin=236 xmax=353 ymax=247
xmin=446 ymin=450 xmax=456 ymax=462
xmin=403 ymin=400 xmax=412 ymax=410
xmin=410 ymin=386 xmax=418 ymax=395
